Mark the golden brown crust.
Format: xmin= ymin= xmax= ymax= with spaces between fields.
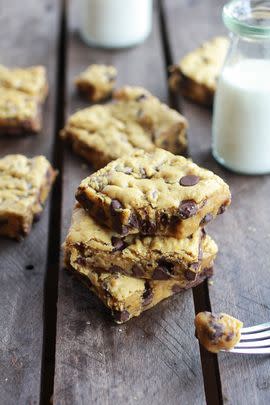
xmin=61 ymin=86 xmax=188 ymax=168
xmin=0 ymin=154 xmax=57 ymax=239
xmin=76 ymin=148 xmax=231 ymax=239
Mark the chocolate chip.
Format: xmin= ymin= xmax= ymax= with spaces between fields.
xmin=179 ymin=175 xmax=200 ymax=187
xmin=142 ymin=282 xmax=153 ymax=306
xmin=172 ymin=284 xmax=183 ymax=293
xmin=136 ymin=94 xmax=147 ymax=102
xmin=128 ymin=213 xmax=139 ymax=228
xmin=208 ymin=321 xmax=225 ymax=342
xmin=225 ymin=331 xmax=234 ymax=342
xmin=76 ymin=257 xmax=87 ymax=266
xmin=160 ymin=213 xmax=168 ymax=226
xmin=178 ymin=200 xmax=198 ymax=219
xmin=184 ymin=269 xmax=197 ymax=281
xmin=109 ymin=265 xmax=123 ymax=273
xmin=217 ymin=202 xmax=228 ymax=215
xmin=141 ymin=219 xmax=156 ymax=235
xmin=200 ymin=213 xmax=213 ymax=225
xmin=111 ymin=236 xmax=126 ymax=251
xmin=120 ymin=225 xmax=129 ymax=236
xmin=152 ymin=267 xmax=171 ymax=280
xmin=110 ymin=199 xmax=123 ymax=214
xmin=112 ymin=310 xmax=130 ymax=323
xmin=132 ymin=264 xmax=144 ymax=277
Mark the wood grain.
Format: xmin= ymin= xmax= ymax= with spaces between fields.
xmin=0 ymin=0 xmax=59 ymax=403
xmin=163 ymin=0 xmax=270 ymax=403
xmin=53 ymin=2 xmax=206 ymax=404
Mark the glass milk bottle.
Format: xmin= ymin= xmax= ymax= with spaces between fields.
xmin=212 ymin=0 xmax=270 ymax=174
xmin=79 ymin=0 xmax=153 ymax=48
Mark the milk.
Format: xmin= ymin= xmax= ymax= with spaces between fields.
xmin=79 ymin=0 xmax=153 ymax=48
xmin=212 ymin=59 xmax=270 ymax=174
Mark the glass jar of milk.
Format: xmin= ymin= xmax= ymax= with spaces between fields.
xmin=79 ymin=0 xmax=153 ymax=48
xmin=212 ymin=0 xmax=270 ymax=174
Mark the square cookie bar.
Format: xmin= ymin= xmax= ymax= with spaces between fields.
xmin=76 ymin=148 xmax=231 ymax=239
xmin=0 ymin=154 xmax=56 ymax=239
xmin=65 ymin=205 xmax=209 ymax=281
xmin=0 ymin=65 xmax=48 ymax=101
xmin=169 ymin=37 xmax=229 ymax=106
xmin=0 ymin=89 xmax=42 ymax=135
xmin=75 ymin=64 xmax=117 ymax=102
xmin=61 ymin=86 xmax=188 ymax=168
xmin=64 ymin=234 xmax=217 ymax=323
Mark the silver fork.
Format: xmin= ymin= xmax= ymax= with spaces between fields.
xmin=222 ymin=322 xmax=270 ymax=354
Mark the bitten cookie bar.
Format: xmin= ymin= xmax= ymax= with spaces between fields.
xmin=61 ymin=86 xmax=188 ymax=168
xmin=195 ymin=312 xmax=243 ymax=353
xmin=169 ymin=37 xmax=229 ymax=106
xmin=65 ymin=205 xmax=217 ymax=280
xmin=0 ymin=154 xmax=56 ymax=239
xmin=0 ymin=65 xmax=48 ymax=101
xmin=75 ymin=64 xmax=117 ymax=102
xmin=76 ymin=148 xmax=231 ymax=239
xmin=64 ymin=236 xmax=217 ymax=323
xmin=0 ymin=89 xmax=42 ymax=135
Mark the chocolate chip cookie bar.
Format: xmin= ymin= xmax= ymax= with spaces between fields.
xmin=195 ymin=311 xmax=243 ymax=353
xmin=0 ymin=65 xmax=48 ymax=101
xmin=169 ymin=37 xmax=229 ymax=106
xmin=0 ymin=154 xmax=56 ymax=239
xmin=75 ymin=64 xmax=117 ymax=102
xmin=61 ymin=86 xmax=188 ymax=168
xmin=65 ymin=205 xmax=214 ymax=281
xmin=0 ymin=89 xmax=42 ymax=135
xmin=64 ymin=235 xmax=217 ymax=323
xmin=76 ymin=148 xmax=231 ymax=239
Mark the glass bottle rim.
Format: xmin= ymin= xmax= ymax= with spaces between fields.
xmin=223 ymin=0 xmax=270 ymax=39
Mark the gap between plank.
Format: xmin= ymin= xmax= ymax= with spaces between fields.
xmin=158 ymin=1 xmax=223 ymax=404
xmin=39 ymin=1 xmax=67 ymax=404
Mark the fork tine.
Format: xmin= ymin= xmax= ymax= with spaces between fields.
xmin=226 ymin=347 xmax=270 ymax=354
xmin=235 ymin=339 xmax=270 ymax=348
xmin=241 ymin=322 xmax=270 ymax=333
xmin=240 ymin=330 xmax=270 ymax=341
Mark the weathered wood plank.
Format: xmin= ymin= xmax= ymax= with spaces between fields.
xmin=53 ymin=2 xmax=205 ymax=404
xmin=163 ymin=0 xmax=270 ymax=403
xmin=0 ymin=1 xmax=59 ymax=403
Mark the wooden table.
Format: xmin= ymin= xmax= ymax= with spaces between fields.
xmin=1 ymin=1 xmax=270 ymax=404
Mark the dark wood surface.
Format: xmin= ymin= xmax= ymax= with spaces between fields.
xmin=1 ymin=0 xmax=270 ymax=404
xmin=163 ymin=1 xmax=270 ymax=404
xmin=0 ymin=1 xmax=59 ymax=404
xmin=53 ymin=2 xmax=205 ymax=405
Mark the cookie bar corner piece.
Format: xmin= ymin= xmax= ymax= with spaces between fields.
xmin=75 ymin=64 xmax=117 ymax=102
xmin=194 ymin=311 xmax=243 ymax=353
xmin=76 ymin=148 xmax=231 ymax=239
xmin=0 ymin=154 xmax=57 ymax=239
xmin=169 ymin=36 xmax=229 ymax=106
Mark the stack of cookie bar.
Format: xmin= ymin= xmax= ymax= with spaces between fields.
xmin=64 ymin=148 xmax=231 ymax=323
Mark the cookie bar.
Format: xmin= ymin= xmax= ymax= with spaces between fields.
xmin=0 ymin=88 xmax=42 ymax=135
xmin=195 ymin=312 xmax=243 ymax=353
xmin=0 ymin=65 xmax=48 ymax=101
xmin=0 ymin=154 xmax=56 ymax=239
xmin=169 ymin=37 xmax=229 ymax=106
xmin=61 ymin=86 xmax=188 ymax=168
xmin=65 ymin=205 xmax=216 ymax=280
xmin=75 ymin=64 xmax=117 ymax=102
xmin=64 ymin=235 xmax=217 ymax=323
xmin=76 ymin=148 xmax=231 ymax=239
